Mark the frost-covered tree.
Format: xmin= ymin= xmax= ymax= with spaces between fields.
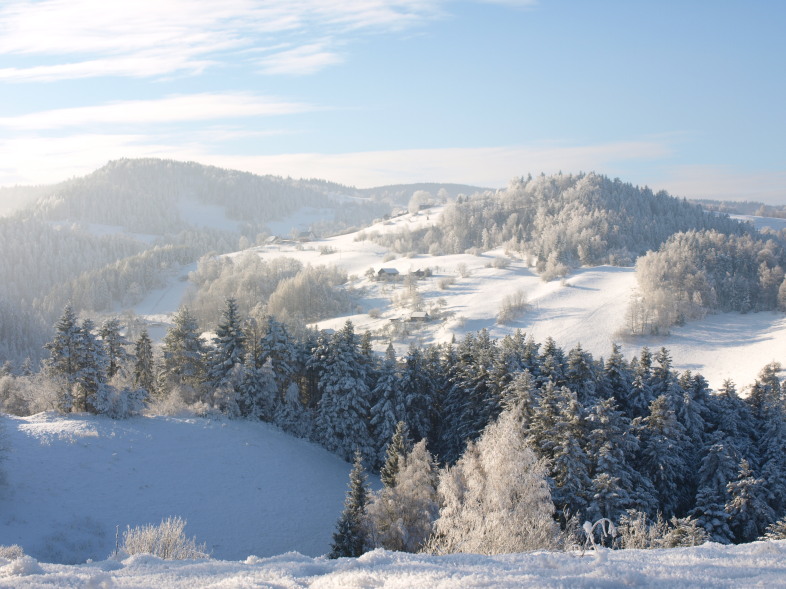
xmin=205 ymin=298 xmax=246 ymax=390
xmin=725 ymin=459 xmax=775 ymax=543
xmin=380 ymin=421 xmax=413 ymax=489
xmin=430 ymin=410 xmax=558 ymax=554
xmin=634 ymin=395 xmax=691 ymax=517
xmin=690 ymin=432 xmax=738 ymax=543
xmin=132 ymin=329 xmax=156 ymax=396
xmin=367 ymin=439 xmax=439 ymax=552
xmin=369 ymin=344 xmax=403 ymax=466
xmin=329 ymin=449 xmax=370 ymax=559
xmin=43 ymin=304 xmax=82 ymax=411
xmin=99 ymin=318 xmax=130 ymax=380
xmin=313 ymin=321 xmax=374 ymax=461
xmin=160 ymin=307 xmax=206 ymax=400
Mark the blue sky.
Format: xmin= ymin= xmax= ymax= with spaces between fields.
xmin=0 ymin=0 xmax=784 ymax=203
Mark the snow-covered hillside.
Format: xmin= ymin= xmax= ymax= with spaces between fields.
xmin=0 ymin=413 xmax=359 ymax=564
xmin=2 ymin=541 xmax=785 ymax=587
xmin=164 ymin=205 xmax=784 ymax=392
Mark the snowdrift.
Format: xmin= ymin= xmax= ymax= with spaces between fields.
xmin=1 ymin=542 xmax=785 ymax=588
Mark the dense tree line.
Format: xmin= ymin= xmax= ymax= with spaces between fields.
xmin=630 ymin=229 xmax=786 ymax=333
xmin=366 ymin=172 xmax=749 ymax=279
xmin=5 ymin=301 xmax=786 ymax=551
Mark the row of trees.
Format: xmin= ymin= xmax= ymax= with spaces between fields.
xmin=8 ymin=299 xmax=784 ymax=549
xmin=366 ymin=172 xmax=749 ymax=279
xmin=630 ymin=229 xmax=786 ymax=333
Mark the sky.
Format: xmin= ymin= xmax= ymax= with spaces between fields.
xmin=0 ymin=0 xmax=784 ymax=203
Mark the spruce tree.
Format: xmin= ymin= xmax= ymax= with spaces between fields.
xmin=329 ymin=449 xmax=370 ymax=558
xmin=725 ymin=459 xmax=775 ymax=543
xmin=160 ymin=306 xmax=206 ymax=397
xmin=380 ymin=421 xmax=413 ymax=488
xmin=99 ymin=317 xmax=130 ymax=380
xmin=133 ymin=329 xmax=156 ymax=396
xmin=369 ymin=343 xmax=403 ymax=467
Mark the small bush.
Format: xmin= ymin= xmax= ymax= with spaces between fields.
xmin=438 ymin=276 xmax=455 ymax=290
xmin=368 ymin=308 xmax=382 ymax=319
xmin=491 ymin=256 xmax=510 ymax=269
xmin=120 ymin=517 xmax=210 ymax=560
xmin=0 ymin=545 xmax=24 ymax=560
xmin=497 ymin=290 xmax=529 ymax=324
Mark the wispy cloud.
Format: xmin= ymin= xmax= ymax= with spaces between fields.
xmin=0 ymin=93 xmax=316 ymax=130
xmin=0 ymin=0 xmax=445 ymax=81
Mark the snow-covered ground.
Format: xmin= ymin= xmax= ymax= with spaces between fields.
xmin=127 ymin=206 xmax=786 ymax=392
xmin=1 ymin=541 xmax=785 ymax=587
xmin=0 ymin=413 xmax=358 ymax=565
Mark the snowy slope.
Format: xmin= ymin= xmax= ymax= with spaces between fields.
xmin=2 ymin=541 xmax=786 ymax=587
xmin=129 ymin=206 xmax=786 ymax=392
xmin=0 ymin=413 xmax=359 ymax=564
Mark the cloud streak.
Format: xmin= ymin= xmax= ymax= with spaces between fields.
xmin=0 ymin=93 xmax=317 ymax=130
xmin=0 ymin=0 xmax=445 ymax=81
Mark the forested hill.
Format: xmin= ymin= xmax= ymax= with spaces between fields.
xmin=20 ymin=158 xmax=390 ymax=236
xmin=370 ymin=172 xmax=751 ymax=279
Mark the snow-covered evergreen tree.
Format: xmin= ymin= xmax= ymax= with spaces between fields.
xmin=329 ymin=449 xmax=370 ymax=559
xmin=205 ymin=298 xmax=246 ymax=410
xmin=314 ymin=321 xmax=374 ymax=461
xmin=634 ymin=394 xmax=691 ymax=517
xmin=132 ymin=329 xmax=156 ymax=396
xmin=380 ymin=421 xmax=413 ymax=489
xmin=160 ymin=307 xmax=206 ymax=399
xmin=99 ymin=317 xmax=130 ymax=380
xmin=369 ymin=344 xmax=403 ymax=466
xmin=725 ymin=459 xmax=776 ymax=543
xmin=690 ymin=431 xmax=738 ymax=543
xmin=43 ymin=304 xmax=82 ymax=412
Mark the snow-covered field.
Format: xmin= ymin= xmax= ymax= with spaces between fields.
xmin=237 ymin=208 xmax=786 ymax=391
xmin=123 ymin=206 xmax=786 ymax=392
xmin=0 ymin=413 xmax=357 ymax=564
xmin=2 ymin=540 xmax=785 ymax=587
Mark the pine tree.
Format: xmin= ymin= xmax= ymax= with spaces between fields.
xmin=585 ymin=397 xmax=656 ymax=522
xmin=205 ymin=298 xmax=246 ymax=410
xmin=690 ymin=432 xmax=738 ymax=543
xmin=314 ymin=321 xmax=373 ymax=461
xmin=133 ymin=329 xmax=156 ymax=396
xmin=44 ymin=304 xmax=82 ymax=412
xmin=329 ymin=449 xmax=370 ymax=558
xmin=634 ymin=394 xmax=691 ymax=517
xmin=400 ymin=344 xmax=435 ymax=443
xmin=725 ymin=459 xmax=775 ymax=543
xmin=380 ymin=421 xmax=413 ymax=488
xmin=369 ymin=343 xmax=403 ymax=467
xmin=99 ymin=317 xmax=130 ymax=380
xmin=160 ymin=307 xmax=206 ymax=399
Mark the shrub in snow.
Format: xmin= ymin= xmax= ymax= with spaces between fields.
xmin=89 ymin=385 xmax=147 ymax=419
xmin=0 ymin=545 xmax=24 ymax=560
xmin=120 ymin=516 xmax=210 ymax=560
xmin=661 ymin=517 xmax=708 ymax=548
xmin=496 ymin=289 xmax=529 ymax=324
xmin=760 ymin=517 xmax=786 ymax=540
xmin=616 ymin=510 xmax=667 ymax=549
xmin=429 ymin=410 xmax=559 ymax=555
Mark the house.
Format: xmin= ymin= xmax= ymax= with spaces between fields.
xmin=409 ymin=311 xmax=430 ymax=322
xmin=377 ymin=268 xmax=400 ymax=280
xmin=264 ymin=235 xmax=280 ymax=245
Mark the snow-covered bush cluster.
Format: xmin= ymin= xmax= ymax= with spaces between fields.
xmin=120 ymin=517 xmax=209 ymax=561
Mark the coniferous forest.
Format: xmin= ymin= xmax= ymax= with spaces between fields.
xmin=4 ymin=299 xmax=786 ymax=554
